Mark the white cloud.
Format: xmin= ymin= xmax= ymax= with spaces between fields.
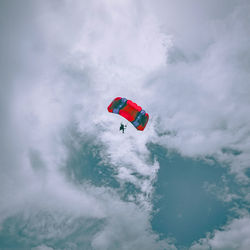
xmin=1 ymin=0 xmax=250 ymax=249
xmin=32 ymin=245 xmax=54 ymax=250
xmin=191 ymin=216 xmax=250 ymax=250
xmin=0 ymin=0 xmax=172 ymax=249
xmin=147 ymin=0 xmax=250 ymax=182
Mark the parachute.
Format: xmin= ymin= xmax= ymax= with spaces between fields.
xmin=107 ymin=97 xmax=149 ymax=131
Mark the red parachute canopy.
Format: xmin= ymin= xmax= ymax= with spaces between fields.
xmin=107 ymin=97 xmax=149 ymax=131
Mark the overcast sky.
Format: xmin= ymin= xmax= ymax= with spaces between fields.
xmin=1 ymin=0 xmax=250 ymax=249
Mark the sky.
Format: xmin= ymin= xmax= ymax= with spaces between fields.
xmin=1 ymin=0 xmax=250 ymax=249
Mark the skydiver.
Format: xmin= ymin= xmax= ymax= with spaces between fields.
xmin=120 ymin=123 xmax=127 ymax=133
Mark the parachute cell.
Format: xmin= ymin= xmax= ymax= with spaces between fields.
xmin=107 ymin=97 xmax=149 ymax=131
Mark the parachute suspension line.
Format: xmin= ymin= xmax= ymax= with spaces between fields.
xmin=107 ymin=97 xmax=149 ymax=131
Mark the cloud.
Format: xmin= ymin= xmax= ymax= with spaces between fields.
xmin=147 ymin=2 xmax=250 ymax=247
xmin=1 ymin=0 xmax=250 ymax=249
xmin=191 ymin=216 xmax=250 ymax=250
xmin=147 ymin=0 xmax=250 ymax=182
xmin=32 ymin=245 xmax=54 ymax=250
xmin=0 ymin=0 xmax=173 ymax=249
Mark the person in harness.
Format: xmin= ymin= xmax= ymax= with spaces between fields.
xmin=119 ymin=123 xmax=127 ymax=133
